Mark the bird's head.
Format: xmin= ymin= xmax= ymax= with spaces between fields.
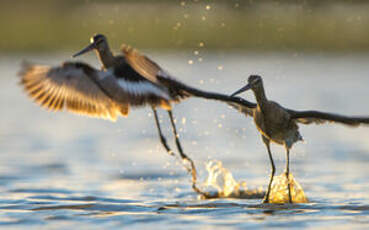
xmin=73 ymin=34 xmax=109 ymax=57
xmin=231 ymin=75 xmax=263 ymax=97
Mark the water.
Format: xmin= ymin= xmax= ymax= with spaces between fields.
xmin=1 ymin=53 xmax=369 ymax=229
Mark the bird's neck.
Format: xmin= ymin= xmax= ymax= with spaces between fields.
xmin=252 ymin=84 xmax=268 ymax=110
xmin=95 ymin=48 xmax=116 ymax=69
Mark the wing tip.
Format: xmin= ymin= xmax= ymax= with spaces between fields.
xmin=18 ymin=60 xmax=33 ymax=78
xmin=121 ymin=44 xmax=134 ymax=55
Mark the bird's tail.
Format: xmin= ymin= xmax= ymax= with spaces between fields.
xmin=157 ymin=76 xmax=257 ymax=108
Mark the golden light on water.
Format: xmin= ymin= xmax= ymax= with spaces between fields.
xmin=204 ymin=160 xmax=247 ymax=197
xmin=268 ymin=173 xmax=308 ymax=204
xmin=200 ymin=160 xmax=308 ymax=203
xmin=200 ymin=160 xmax=264 ymax=199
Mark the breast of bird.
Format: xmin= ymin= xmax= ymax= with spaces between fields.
xmin=264 ymin=101 xmax=293 ymax=144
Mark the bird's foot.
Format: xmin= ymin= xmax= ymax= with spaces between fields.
xmin=288 ymin=188 xmax=293 ymax=203
xmin=284 ymin=171 xmax=293 ymax=203
xmin=262 ymin=195 xmax=270 ymax=204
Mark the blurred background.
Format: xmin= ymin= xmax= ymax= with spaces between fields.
xmin=1 ymin=0 xmax=369 ymax=53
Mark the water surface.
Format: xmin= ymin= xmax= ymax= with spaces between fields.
xmin=0 ymin=53 xmax=369 ymax=229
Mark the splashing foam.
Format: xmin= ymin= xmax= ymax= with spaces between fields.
xmin=268 ymin=173 xmax=308 ymax=203
xmin=199 ymin=160 xmax=308 ymax=203
xmin=199 ymin=160 xmax=264 ymax=199
xmin=204 ymin=160 xmax=244 ymax=197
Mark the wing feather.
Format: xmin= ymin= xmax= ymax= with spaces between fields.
xmin=287 ymin=109 xmax=369 ymax=127
xmin=18 ymin=62 xmax=129 ymax=121
xmin=121 ymin=44 xmax=162 ymax=84
xmin=227 ymin=102 xmax=254 ymax=117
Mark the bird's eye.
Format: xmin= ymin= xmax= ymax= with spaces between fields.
xmin=251 ymin=79 xmax=259 ymax=84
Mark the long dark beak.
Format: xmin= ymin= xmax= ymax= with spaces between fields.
xmin=230 ymin=84 xmax=252 ymax=97
xmin=72 ymin=43 xmax=96 ymax=58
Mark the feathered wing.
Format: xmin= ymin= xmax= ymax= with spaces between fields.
xmin=121 ymin=44 xmax=162 ymax=84
xmin=121 ymin=44 xmax=192 ymax=102
xmin=18 ymin=62 xmax=129 ymax=121
xmin=120 ymin=44 xmax=258 ymax=108
xmin=287 ymin=109 xmax=369 ymax=127
xmin=227 ymin=102 xmax=254 ymax=117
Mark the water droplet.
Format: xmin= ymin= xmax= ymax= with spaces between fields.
xmin=173 ymin=22 xmax=182 ymax=31
xmin=188 ymin=60 xmax=194 ymax=65
xmin=217 ymin=65 xmax=224 ymax=70
xmin=194 ymin=50 xmax=199 ymax=55
xmin=201 ymin=16 xmax=207 ymax=21
xmin=199 ymin=42 xmax=204 ymax=47
xmin=205 ymin=5 xmax=211 ymax=10
xmin=198 ymin=57 xmax=203 ymax=62
xmin=182 ymin=117 xmax=186 ymax=124
xmin=180 ymin=1 xmax=186 ymax=6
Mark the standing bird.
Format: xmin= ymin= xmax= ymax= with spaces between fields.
xmin=230 ymin=75 xmax=369 ymax=203
xmin=18 ymin=34 xmax=255 ymax=194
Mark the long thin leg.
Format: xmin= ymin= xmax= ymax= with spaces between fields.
xmin=285 ymin=147 xmax=292 ymax=203
xmin=167 ymin=110 xmax=186 ymax=160
xmin=167 ymin=110 xmax=204 ymax=195
xmin=152 ymin=107 xmax=174 ymax=156
xmin=262 ymin=136 xmax=275 ymax=203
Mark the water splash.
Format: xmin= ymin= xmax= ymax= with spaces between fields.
xmin=198 ymin=160 xmax=308 ymax=203
xmin=204 ymin=160 xmax=243 ymax=197
xmin=198 ymin=160 xmax=264 ymax=199
xmin=268 ymin=173 xmax=308 ymax=203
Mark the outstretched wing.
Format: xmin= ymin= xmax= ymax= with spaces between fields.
xmin=18 ymin=61 xmax=129 ymax=121
xmin=121 ymin=44 xmax=171 ymax=84
xmin=227 ymin=102 xmax=254 ymax=117
xmin=287 ymin=109 xmax=369 ymax=127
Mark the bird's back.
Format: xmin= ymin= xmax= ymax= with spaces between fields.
xmin=119 ymin=52 xmax=191 ymax=102
xmin=112 ymin=56 xmax=150 ymax=83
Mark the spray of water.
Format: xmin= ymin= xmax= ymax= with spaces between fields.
xmin=198 ymin=160 xmax=264 ymax=199
xmin=268 ymin=173 xmax=308 ymax=203
xmin=204 ymin=160 xmax=246 ymax=197
xmin=198 ymin=160 xmax=308 ymax=203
